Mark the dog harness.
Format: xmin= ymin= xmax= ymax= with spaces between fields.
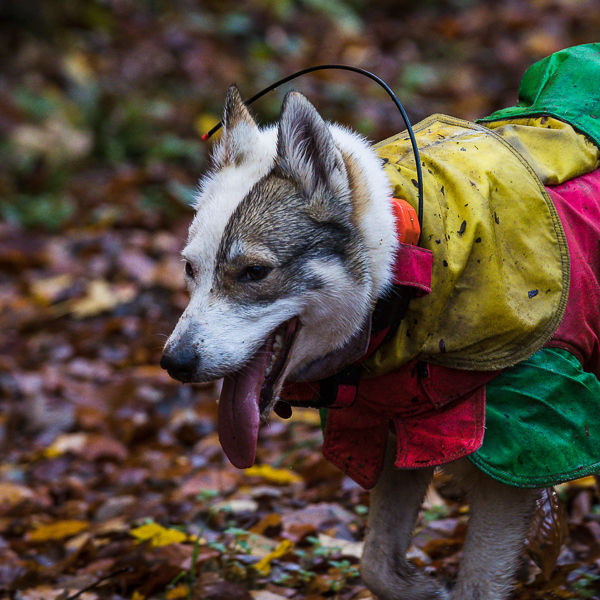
xmin=284 ymin=44 xmax=600 ymax=489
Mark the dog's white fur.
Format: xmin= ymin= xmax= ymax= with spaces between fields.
xmin=164 ymin=87 xmax=540 ymax=600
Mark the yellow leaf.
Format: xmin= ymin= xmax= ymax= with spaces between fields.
xmin=44 ymin=432 xmax=87 ymax=458
xmin=194 ymin=113 xmax=221 ymax=140
xmin=130 ymin=522 xmax=188 ymax=547
xmin=28 ymin=520 xmax=89 ymax=542
xmin=254 ymin=539 xmax=293 ymax=576
xmin=165 ymin=584 xmax=189 ymax=599
xmin=288 ymin=408 xmax=322 ymax=426
xmin=132 ymin=592 xmax=145 ymax=600
xmin=571 ymin=475 xmax=597 ymax=488
xmin=244 ymin=464 xmax=302 ymax=486
xmin=30 ymin=274 xmax=73 ymax=306
xmin=64 ymin=280 xmax=135 ymax=319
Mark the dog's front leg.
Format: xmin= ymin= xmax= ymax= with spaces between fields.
xmin=445 ymin=459 xmax=538 ymax=600
xmin=361 ymin=436 xmax=447 ymax=600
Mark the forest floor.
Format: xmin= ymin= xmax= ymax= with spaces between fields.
xmin=1 ymin=1 xmax=600 ymax=598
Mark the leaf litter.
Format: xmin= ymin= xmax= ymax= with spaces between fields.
xmin=1 ymin=1 xmax=600 ymax=599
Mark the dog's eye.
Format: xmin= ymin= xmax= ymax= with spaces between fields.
xmin=185 ymin=261 xmax=194 ymax=279
xmin=239 ymin=265 xmax=272 ymax=282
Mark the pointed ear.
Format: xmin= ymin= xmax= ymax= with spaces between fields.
xmin=212 ymin=85 xmax=260 ymax=167
xmin=277 ymin=91 xmax=348 ymax=199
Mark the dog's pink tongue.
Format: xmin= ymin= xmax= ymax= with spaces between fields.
xmin=218 ymin=354 xmax=268 ymax=469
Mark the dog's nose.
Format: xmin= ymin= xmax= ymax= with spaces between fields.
xmin=160 ymin=347 xmax=197 ymax=382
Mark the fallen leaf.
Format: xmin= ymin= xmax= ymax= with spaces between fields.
xmin=245 ymin=464 xmax=303 ymax=486
xmin=130 ymin=522 xmax=189 ymax=547
xmin=0 ymin=482 xmax=34 ymax=507
xmin=44 ymin=432 xmax=87 ymax=458
xmin=421 ymin=537 xmax=463 ymax=560
xmin=62 ymin=280 xmax=135 ymax=318
xmin=250 ymin=591 xmax=289 ymax=600
xmin=288 ymin=408 xmax=322 ymax=426
xmin=16 ymin=586 xmax=69 ymax=600
xmin=176 ymin=470 xmax=239 ymax=498
xmin=44 ymin=432 xmax=128 ymax=461
xmin=213 ymin=498 xmax=259 ymax=514
xmin=30 ymin=274 xmax=74 ymax=305
xmin=28 ymin=519 xmax=89 ymax=542
xmin=254 ymin=539 xmax=293 ymax=575
xmin=316 ymin=533 xmax=363 ymax=559
xmin=165 ymin=584 xmax=189 ymax=599
xmin=192 ymin=576 xmax=253 ymax=600
xmin=250 ymin=513 xmax=282 ymax=536
xmin=527 ymin=487 xmax=569 ymax=580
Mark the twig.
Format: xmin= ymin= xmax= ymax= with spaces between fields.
xmin=65 ymin=566 xmax=133 ymax=600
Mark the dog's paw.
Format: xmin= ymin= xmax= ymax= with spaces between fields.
xmin=361 ymin=567 xmax=448 ymax=600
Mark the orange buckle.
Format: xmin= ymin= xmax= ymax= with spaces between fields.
xmin=391 ymin=197 xmax=420 ymax=245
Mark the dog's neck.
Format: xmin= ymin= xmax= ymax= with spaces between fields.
xmin=328 ymin=125 xmax=397 ymax=303
xmin=285 ymin=125 xmax=399 ymax=382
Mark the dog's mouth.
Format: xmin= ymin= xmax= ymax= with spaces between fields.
xmin=218 ymin=317 xmax=300 ymax=469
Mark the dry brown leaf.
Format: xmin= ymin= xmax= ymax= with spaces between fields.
xmin=526 ymin=487 xmax=568 ymax=580
xmin=316 ymin=533 xmax=363 ymax=559
xmin=0 ymin=482 xmax=34 ymax=507
xmin=421 ymin=537 xmax=463 ymax=560
xmin=250 ymin=591 xmax=289 ymax=600
xmin=176 ymin=470 xmax=239 ymax=498
xmin=30 ymin=274 xmax=74 ymax=305
xmin=250 ymin=513 xmax=282 ymax=536
xmin=45 ymin=432 xmax=128 ymax=461
xmin=17 ymin=587 xmax=73 ymax=600
xmin=213 ymin=498 xmax=259 ymax=514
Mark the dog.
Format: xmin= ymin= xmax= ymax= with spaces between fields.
xmin=161 ymin=83 xmax=599 ymax=600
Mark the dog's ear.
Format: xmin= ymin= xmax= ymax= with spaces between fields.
xmin=212 ymin=85 xmax=260 ymax=167
xmin=277 ymin=91 xmax=348 ymax=201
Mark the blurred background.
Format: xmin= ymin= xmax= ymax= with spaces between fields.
xmin=1 ymin=1 xmax=600 ymax=598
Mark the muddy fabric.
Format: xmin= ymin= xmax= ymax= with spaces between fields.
xmin=484 ymin=116 xmax=599 ymax=185
xmin=478 ymin=43 xmax=600 ymax=149
xmin=468 ymin=169 xmax=600 ymax=487
xmin=469 ymin=348 xmax=600 ymax=487
xmin=292 ymin=165 xmax=600 ymax=491
xmin=366 ymin=114 xmax=569 ymax=375
xmin=286 ymin=46 xmax=600 ymax=489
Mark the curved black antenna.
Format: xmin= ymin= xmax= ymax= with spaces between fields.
xmin=202 ymin=65 xmax=424 ymax=240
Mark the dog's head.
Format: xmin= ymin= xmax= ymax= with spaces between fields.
xmin=161 ymin=86 xmax=395 ymax=467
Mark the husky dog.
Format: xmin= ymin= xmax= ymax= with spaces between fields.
xmin=161 ymin=86 xmax=538 ymax=600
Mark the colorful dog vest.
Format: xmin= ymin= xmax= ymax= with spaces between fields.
xmin=284 ymin=44 xmax=600 ymax=489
